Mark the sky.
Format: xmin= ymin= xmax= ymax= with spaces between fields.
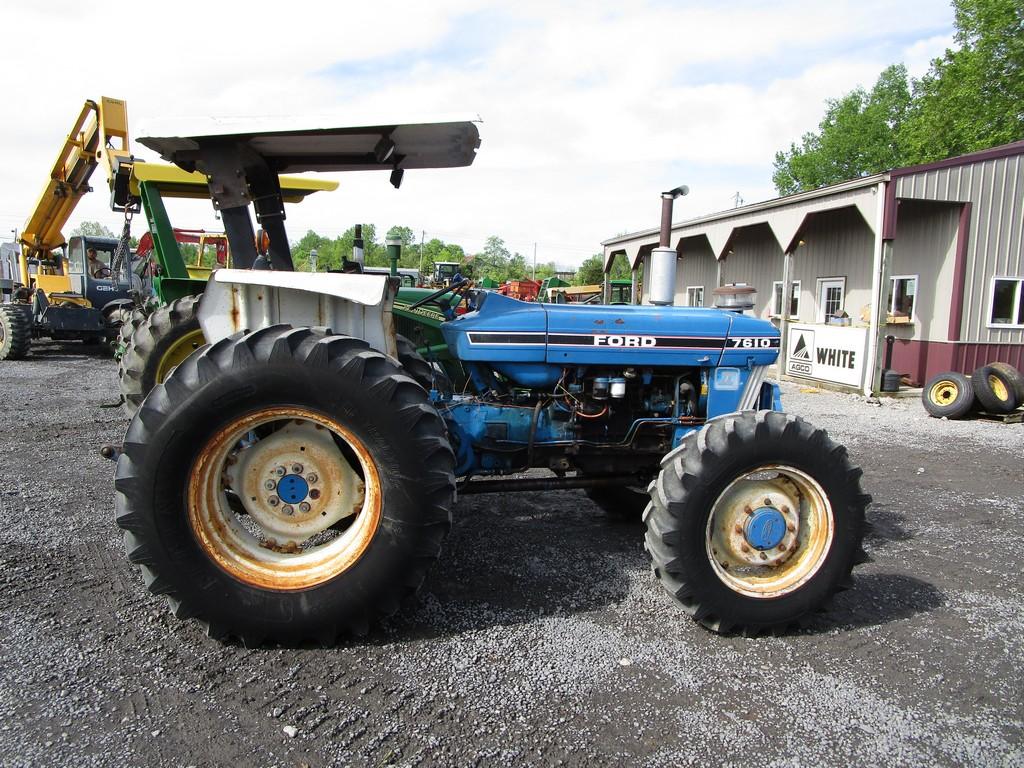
xmin=0 ymin=1 xmax=955 ymax=269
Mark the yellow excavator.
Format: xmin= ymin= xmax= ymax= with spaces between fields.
xmin=0 ymin=97 xmax=335 ymax=361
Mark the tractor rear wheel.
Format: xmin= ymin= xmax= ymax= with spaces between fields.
xmin=645 ymin=410 xmax=869 ymax=636
xmin=119 ymin=296 xmax=203 ymax=416
xmin=0 ymin=304 xmax=32 ymax=360
xmin=114 ymin=325 xmax=456 ymax=646
xmin=395 ymin=334 xmax=450 ymax=393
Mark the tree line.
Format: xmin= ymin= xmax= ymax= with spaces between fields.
xmin=73 ymin=218 xmax=639 ymax=286
xmin=773 ymin=0 xmax=1022 ymax=194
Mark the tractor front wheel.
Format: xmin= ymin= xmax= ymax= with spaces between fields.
xmin=0 ymin=304 xmax=32 ymax=360
xmin=645 ymin=410 xmax=869 ymax=636
xmin=118 ymin=296 xmax=203 ymax=416
xmin=114 ymin=325 xmax=456 ymax=645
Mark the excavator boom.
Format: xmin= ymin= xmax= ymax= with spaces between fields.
xmin=20 ymin=97 xmax=130 ymax=265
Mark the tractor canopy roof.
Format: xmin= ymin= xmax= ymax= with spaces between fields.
xmin=136 ymin=117 xmax=481 ymax=174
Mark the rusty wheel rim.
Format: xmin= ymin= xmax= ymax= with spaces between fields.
xmin=188 ymin=407 xmax=382 ymax=591
xmin=705 ymin=465 xmax=834 ymax=599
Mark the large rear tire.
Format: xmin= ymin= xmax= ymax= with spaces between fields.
xmin=645 ymin=410 xmax=869 ymax=636
xmin=114 ymin=325 xmax=456 ymax=646
xmin=119 ymin=296 xmax=203 ymax=416
xmin=0 ymin=304 xmax=32 ymax=360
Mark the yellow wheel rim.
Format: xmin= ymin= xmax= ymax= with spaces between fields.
xmin=188 ymin=407 xmax=382 ymax=591
xmin=156 ymin=328 xmax=205 ymax=382
xmin=988 ymin=374 xmax=1009 ymax=402
xmin=929 ymin=380 xmax=958 ymax=406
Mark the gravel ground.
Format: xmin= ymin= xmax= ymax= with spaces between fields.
xmin=1 ymin=341 xmax=1022 ymax=767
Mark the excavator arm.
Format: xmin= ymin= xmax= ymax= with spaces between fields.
xmin=15 ymin=96 xmax=336 ymax=295
xmin=18 ymin=98 xmax=131 ymax=280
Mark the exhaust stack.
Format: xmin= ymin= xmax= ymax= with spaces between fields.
xmin=352 ymin=224 xmax=365 ymax=266
xmin=648 ymin=185 xmax=688 ymax=306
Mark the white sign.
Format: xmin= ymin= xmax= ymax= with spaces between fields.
xmin=786 ymin=323 xmax=867 ymax=388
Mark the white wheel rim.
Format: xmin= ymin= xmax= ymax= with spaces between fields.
xmin=705 ymin=465 xmax=834 ymax=599
xmin=187 ymin=407 xmax=382 ymax=591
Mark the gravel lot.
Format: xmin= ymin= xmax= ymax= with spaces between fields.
xmin=1 ymin=341 xmax=1022 ymax=767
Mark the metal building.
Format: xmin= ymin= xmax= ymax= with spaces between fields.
xmin=602 ymin=141 xmax=1024 ymax=395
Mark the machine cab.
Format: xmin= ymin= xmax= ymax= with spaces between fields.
xmin=66 ymin=235 xmax=136 ymax=307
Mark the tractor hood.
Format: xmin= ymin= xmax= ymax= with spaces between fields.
xmin=441 ymin=292 xmax=780 ymax=369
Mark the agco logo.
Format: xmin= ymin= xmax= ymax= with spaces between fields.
xmin=593 ymin=335 xmax=657 ymax=347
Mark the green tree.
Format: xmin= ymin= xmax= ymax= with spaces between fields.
xmin=901 ymin=0 xmax=1024 ymax=162
xmin=71 ymin=221 xmax=116 ymax=238
xmin=291 ymin=225 xmax=383 ymax=271
xmin=772 ymin=64 xmax=912 ymax=194
xmin=507 ymin=252 xmax=529 ymax=280
xmin=291 ymin=229 xmax=334 ymax=271
xmin=534 ymin=261 xmax=558 ymax=280
xmin=472 ymin=236 xmax=512 ymax=282
xmin=420 ymin=238 xmax=465 ymax=279
xmin=574 ymin=253 xmax=634 ymax=286
xmin=385 ymin=225 xmax=422 ymax=269
xmin=772 ymin=0 xmax=1024 ymax=194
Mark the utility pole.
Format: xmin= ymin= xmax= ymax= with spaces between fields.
xmin=419 ymin=229 xmax=426 ymax=283
xmin=532 ymin=242 xmax=537 ymax=280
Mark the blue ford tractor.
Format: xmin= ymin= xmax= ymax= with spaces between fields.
xmin=111 ymin=120 xmax=869 ymax=645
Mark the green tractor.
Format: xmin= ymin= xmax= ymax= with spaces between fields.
xmin=112 ymin=171 xmax=336 ymax=413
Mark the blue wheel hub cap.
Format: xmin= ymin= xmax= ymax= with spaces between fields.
xmin=745 ymin=506 xmax=788 ymax=550
xmin=277 ymin=474 xmax=310 ymax=504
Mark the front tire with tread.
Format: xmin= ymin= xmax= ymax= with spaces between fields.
xmin=0 ymin=304 xmax=32 ymax=360
xmin=645 ymin=410 xmax=869 ymax=636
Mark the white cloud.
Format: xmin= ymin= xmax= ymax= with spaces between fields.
xmin=0 ymin=0 xmax=955 ymax=266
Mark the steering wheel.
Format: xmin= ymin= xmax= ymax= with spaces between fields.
xmin=94 ymin=267 xmax=111 ymax=278
xmin=406 ymin=277 xmax=470 ymax=312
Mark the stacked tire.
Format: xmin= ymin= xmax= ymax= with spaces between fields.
xmin=922 ymin=362 xmax=1024 ymax=418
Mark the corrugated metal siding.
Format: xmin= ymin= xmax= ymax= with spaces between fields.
xmin=790 ymin=207 xmax=874 ymax=323
xmin=718 ymin=224 xmax=783 ymax=319
xmin=895 ymin=154 xmax=1024 ymax=345
xmin=890 ymin=200 xmax=960 ymax=343
xmin=673 ymin=236 xmax=717 ymax=305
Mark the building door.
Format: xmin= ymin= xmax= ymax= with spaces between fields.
xmin=816 ymin=277 xmax=845 ymax=322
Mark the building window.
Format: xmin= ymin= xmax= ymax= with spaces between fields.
xmin=887 ymin=275 xmax=918 ymax=323
xmin=989 ymin=277 xmax=1024 ymax=328
xmin=686 ymin=286 xmax=704 ymax=307
xmin=771 ymin=280 xmax=801 ymax=318
xmin=815 ymin=277 xmax=846 ymax=322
